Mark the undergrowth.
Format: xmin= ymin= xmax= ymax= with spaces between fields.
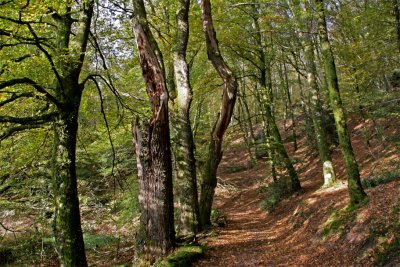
xmin=362 ymin=164 xmax=400 ymax=189
xmin=371 ymin=194 xmax=400 ymax=265
xmin=322 ymin=204 xmax=364 ymax=236
xmin=259 ymin=177 xmax=292 ymax=212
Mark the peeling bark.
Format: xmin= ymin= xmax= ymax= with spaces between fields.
xmin=132 ymin=0 xmax=175 ymax=259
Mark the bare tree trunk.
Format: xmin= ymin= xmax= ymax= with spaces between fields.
xmin=132 ymin=0 xmax=175 ymax=258
xmin=199 ymin=0 xmax=238 ymax=227
xmin=316 ymin=0 xmax=367 ymax=205
xmin=172 ymin=0 xmax=201 ymax=235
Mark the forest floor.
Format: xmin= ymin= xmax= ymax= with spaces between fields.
xmin=1 ymin=114 xmax=399 ymax=267
xmin=195 ymin=116 xmax=400 ymax=267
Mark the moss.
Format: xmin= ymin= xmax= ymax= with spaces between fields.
xmin=259 ymin=178 xmax=292 ymax=212
xmin=157 ymin=245 xmax=204 ymax=267
xmin=322 ymin=203 xmax=366 ymax=236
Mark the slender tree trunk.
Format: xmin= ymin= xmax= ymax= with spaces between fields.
xmin=252 ymin=5 xmax=301 ymax=191
xmin=299 ymin=2 xmax=337 ymax=186
xmin=132 ymin=0 xmax=175 ymax=258
xmin=172 ymin=0 xmax=201 ymax=235
xmin=283 ymin=62 xmax=298 ymax=151
xmin=52 ymin=101 xmax=87 ymax=267
xmin=199 ymin=0 xmax=238 ymax=227
xmin=316 ymin=0 xmax=367 ymax=205
xmin=238 ymin=96 xmax=256 ymax=166
xmin=394 ymin=0 xmax=400 ymax=53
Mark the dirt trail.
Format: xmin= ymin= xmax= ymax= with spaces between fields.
xmin=195 ymin=119 xmax=400 ymax=266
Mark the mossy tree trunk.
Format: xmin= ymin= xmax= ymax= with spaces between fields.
xmin=172 ymin=0 xmax=201 ymax=235
xmin=52 ymin=100 xmax=87 ymax=267
xmin=199 ymin=0 xmax=238 ymax=227
xmin=132 ymin=0 xmax=175 ymax=259
xmin=252 ymin=4 xmax=301 ymax=191
xmin=316 ymin=0 xmax=367 ymax=204
xmin=301 ymin=1 xmax=336 ymax=186
xmin=50 ymin=2 xmax=94 ymax=265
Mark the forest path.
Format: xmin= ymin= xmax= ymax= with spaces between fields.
xmin=194 ymin=118 xmax=400 ymax=266
xmin=194 ymin=142 xmax=330 ymax=266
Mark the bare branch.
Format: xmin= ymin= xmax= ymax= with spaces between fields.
xmin=0 ymin=91 xmax=34 ymax=107
xmin=0 ymin=112 xmax=58 ymax=125
xmin=0 ymin=78 xmax=60 ymax=107
xmin=0 ymin=124 xmax=44 ymax=141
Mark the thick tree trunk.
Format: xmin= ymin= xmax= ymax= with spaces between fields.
xmin=52 ymin=100 xmax=87 ymax=267
xmin=51 ymin=2 xmax=93 ymax=265
xmin=133 ymin=119 xmax=175 ymax=257
xmin=172 ymin=0 xmax=201 ymax=235
xmin=199 ymin=0 xmax=238 ymax=227
xmin=132 ymin=0 xmax=175 ymax=258
xmin=316 ymin=0 xmax=367 ymax=205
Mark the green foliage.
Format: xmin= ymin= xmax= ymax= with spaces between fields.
xmin=259 ymin=178 xmax=292 ymax=212
xmin=362 ymin=168 xmax=400 ymax=189
xmin=322 ymin=204 xmax=365 ymax=236
xmin=156 ymin=245 xmax=204 ymax=267
xmin=114 ymin=174 xmax=140 ymax=225
xmin=370 ymin=195 xmax=400 ymax=265
xmin=0 ymin=233 xmax=57 ymax=266
xmin=210 ymin=209 xmax=226 ymax=227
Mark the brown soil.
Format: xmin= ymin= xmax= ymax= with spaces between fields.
xmin=195 ymin=117 xmax=400 ymax=267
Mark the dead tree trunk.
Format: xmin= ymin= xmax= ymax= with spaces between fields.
xmin=132 ymin=0 xmax=175 ymax=259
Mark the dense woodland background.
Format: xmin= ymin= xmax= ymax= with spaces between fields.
xmin=0 ymin=0 xmax=399 ymax=266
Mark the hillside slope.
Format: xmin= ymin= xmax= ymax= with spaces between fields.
xmin=195 ymin=116 xmax=400 ymax=266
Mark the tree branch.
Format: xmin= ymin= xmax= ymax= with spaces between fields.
xmin=0 ymin=124 xmax=44 ymax=141
xmin=0 ymin=112 xmax=58 ymax=125
xmin=0 ymin=78 xmax=60 ymax=107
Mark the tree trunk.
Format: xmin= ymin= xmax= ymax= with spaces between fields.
xmin=52 ymin=101 xmax=87 ymax=267
xmin=394 ymin=0 xmax=400 ymax=53
xmin=132 ymin=0 xmax=175 ymax=258
xmin=283 ymin=62 xmax=297 ymax=151
xmin=251 ymin=5 xmax=301 ymax=191
xmin=300 ymin=3 xmax=336 ymax=186
xmin=51 ymin=2 xmax=93 ymax=265
xmin=199 ymin=0 xmax=238 ymax=227
xmin=316 ymin=0 xmax=367 ymax=205
xmin=172 ymin=0 xmax=201 ymax=235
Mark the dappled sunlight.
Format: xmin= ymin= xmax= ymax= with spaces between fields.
xmin=196 ymin=115 xmax=400 ymax=267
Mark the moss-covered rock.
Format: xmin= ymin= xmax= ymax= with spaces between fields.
xmin=157 ymin=245 xmax=204 ymax=267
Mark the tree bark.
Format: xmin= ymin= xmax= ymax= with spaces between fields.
xmin=51 ymin=1 xmax=94 ymax=265
xmin=301 ymin=1 xmax=336 ymax=186
xmin=251 ymin=5 xmax=301 ymax=191
xmin=199 ymin=0 xmax=238 ymax=227
xmin=52 ymin=100 xmax=87 ymax=267
xmin=132 ymin=0 xmax=175 ymax=258
xmin=172 ymin=0 xmax=201 ymax=235
xmin=394 ymin=0 xmax=400 ymax=53
xmin=316 ymin=0 xmax=367 ymax=205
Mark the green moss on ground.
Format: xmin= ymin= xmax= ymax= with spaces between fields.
xmin=157 ymin=245 xmax=204 ymax=267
